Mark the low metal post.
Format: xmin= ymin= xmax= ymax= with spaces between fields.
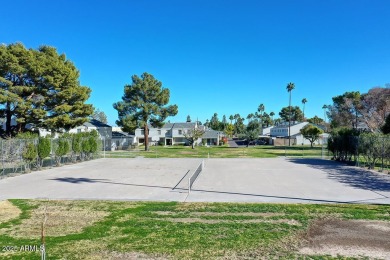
xmin=103 ymin=137 xmax=106 ymax=158
xmin=50 ymin=139 xmax=53 ymax=168
xmin=381 ymin=137 xmax=384 ymax=172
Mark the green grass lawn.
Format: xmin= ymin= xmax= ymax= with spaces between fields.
xmin=103 ymin=145 xmax=329 ymax=159
xmin=1 ymin=200 xmax=389 ymax=259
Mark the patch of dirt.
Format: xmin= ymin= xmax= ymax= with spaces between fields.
xmin=51 ymin=240 xmax=168 ymax=260
xmin=93 ymin=251 xmax=168 ymax=260
xmin=299 ymin=218 xmax=390 ymax=259
xmin=175 ymin=203 xmax=210 ymax=211
xmin=2 ymin=201 xmax=109 ymax=238
xmin=0 ymin=200 xmax=21 ymax=223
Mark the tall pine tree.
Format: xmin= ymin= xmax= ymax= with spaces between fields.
xmin=0 ymin=43 xmax=93 ymax=136
xmin=113 ymin=72 xmax=178 ymax=151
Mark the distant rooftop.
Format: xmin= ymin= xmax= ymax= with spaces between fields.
xmin=84 ymin=119 xmax=112 ymax=128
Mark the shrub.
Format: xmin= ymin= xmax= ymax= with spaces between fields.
xmin=37 ymin=137 xmax=51 ymax=169
xmin=88 ymin=136 xmax=98 ymax=158
xmin=16 ymin=131 xmax=39 ymax=139
xmin=55 ymin=138 xmax=70 ymax=166
xmin=359 ymin=133 xmax=383 ymax=169
xmin=81 ymin=138 xmax=91 ymax=160
xmin=72 ymin=134 xmax=82 ymax=162
xmin=328 ymin=128 xmax=359 ymax=162
xmin=22 ymin=142 xmax=37 ymax=172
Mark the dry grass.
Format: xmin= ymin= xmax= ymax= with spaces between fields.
xmin=0 ymin=200 xmax=21 ymax=223
xmin=0 ymin=200 xmax=109 ymax=238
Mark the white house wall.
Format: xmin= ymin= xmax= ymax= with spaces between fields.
xmin=270 ymin=122 xmax=309 ymax=137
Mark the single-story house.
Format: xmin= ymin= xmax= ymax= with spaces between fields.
xmin=270 ymin=122 xmax=309 ymax=137
xmin=270 ymin=122 xmax=328 ymax=146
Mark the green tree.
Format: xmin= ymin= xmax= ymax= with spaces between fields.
xmin=328 ymin=87 xmax=390 ymax=132
xmin=327 ymin=91 xmax=361 ymax=129
xmin=113 ymin=72 xmax=178 ymax=151
xmin=257 ymin=104 xmax=265 ymax=121
xmin=245 ymin=120 xmax=260 ymax=147
xmin=262 ymin=112 xmax=272 ymax=127
xmin=233 ymin=114 xmax=240 ymax=124
xmin=359 ymin=133 xmax=383 ymax=169
xmin=0 ymin=43 xmax=43 ymax=135
xmin=221 ymin=115 xmax=227 ymax=130
xmin=234 ymin=117 xmax=245 ymax=135
xmin=224 ymin=123 xmax=234 ymax=137
xmin=204 ymin=119 xmax=210 ymax=128
xmin=382 ymin=114 xmax=390 ymax=134
xmin=229 ymin=115 xmax=234 ymax=124
xmin=286 ymin=82 xmax=295 ymax=146
xmin=183 ymin=125 xmax=205 ymax=149
xmin=37 ymin=46 xmax=93 ymax=132
xmin=246 ymin=113 xmax=254 ymax=122
xmin=327 ymin=128 xmax=359 ymax=162
xmin=300 ymin=124 xmax=324 ymax=147
xmin=91 ymin=108 xmax=108 ymax=124
xmin=210 ymin=113 xmax=220 ymax=130
xmin=307 ymin=116 xmax=324 ymax=125
xmin=22 ymin=142 xmax=37 ymax=172
xmin=54 ymin=138 xmax=70 ymax=166
xmin=279 ymin=106 xmax=303 ymax=122
xmin=71 ymin=133 xmax=82 ymax=162
xmin=88 ymin=136 xmax=98 ymax=158
xmin=37 ymin=137 xmax=51 ymax=169
xmin=359 ymin=87 xmax=390 ymax=132
xmin=0 ymin=43 xmax=93 ymax=135
xmin=302 ymin=98 xmax=307 ymax=120
xmin=270 ymin=112 xmax=275 ymax=124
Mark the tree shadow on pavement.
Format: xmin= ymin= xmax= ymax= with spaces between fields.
xmin=49 ymin=177 xmax=188 ymax=192
xmin=50 ymin=177 xmax=110 ymax=184
xmin=288 ymin=158 xmax=390 ymax=193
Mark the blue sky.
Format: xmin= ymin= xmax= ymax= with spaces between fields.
xmin=2 ymin=0 xmax=389 ymax=126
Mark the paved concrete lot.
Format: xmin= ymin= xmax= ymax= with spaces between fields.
xmin=0 ymin=158 xmax=201 ymax=201
xmin=0 ymin=157 xmax=389 ymax=204
xmin=189 ymin=158 xmax=390 ymax=204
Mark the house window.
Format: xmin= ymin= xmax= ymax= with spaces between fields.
xmin=158 ymin=130 xmax=161 ymax=135
xmin=141 ymin=130 xmax=144 ymax=135
xmin=178 ymin=130 xmax=182 ymax=135
xmin=77 ymin=129 xmax=81 ymax=133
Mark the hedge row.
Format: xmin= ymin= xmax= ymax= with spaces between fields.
xmin=1 ymin=131 xmax=101 ymax=173
xmin=328 ymin=128 xmax=390 ymax=170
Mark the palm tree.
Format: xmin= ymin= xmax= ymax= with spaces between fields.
xmin=286 ymin=82 xmax=295 ymax=146
xmin=270 ymin=112 xmax=275 ymax=125
xmin=246 ymin=113 xmax=254 ymax=122
xmin=322 ymin=105 xmax=327 ymax=123
xmin=229 ymin=115 xmax=233 ymax=124
xmin=302 ymin=98 xmax=307 ymax=120
xmin=257 ymin=103 xmax=265 ymax=131
xmin=234 ymin=114 xmax=240 ymax=124
xmin=257 ymin=104 xmax=265 ymax=119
